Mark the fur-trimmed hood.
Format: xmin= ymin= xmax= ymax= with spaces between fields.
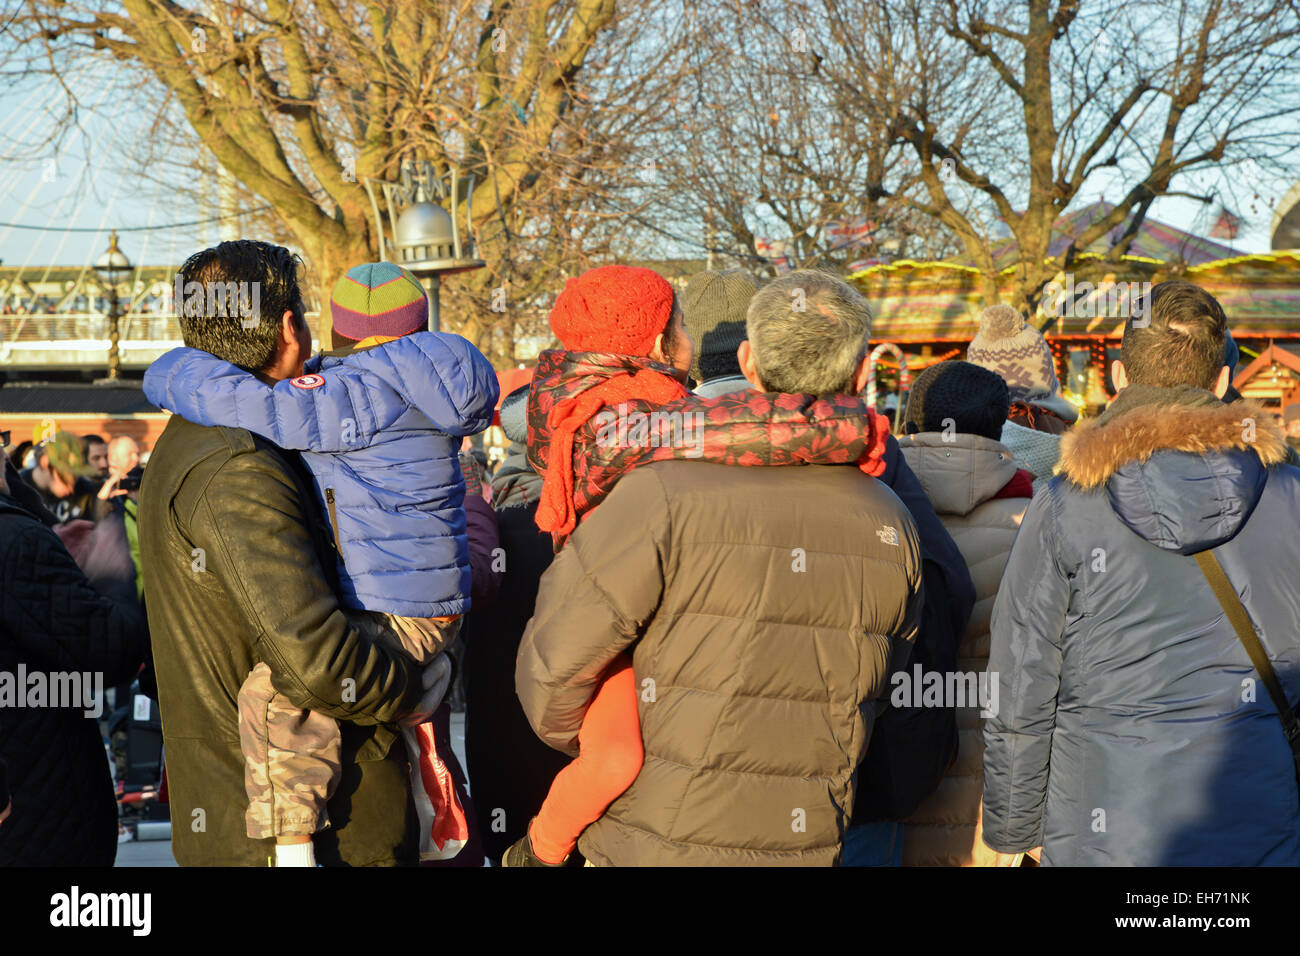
xmin=1058 ymin=397 xmax=1291 ymax=554
xmin=1058 ymin=398 xmax=1289 ymax=489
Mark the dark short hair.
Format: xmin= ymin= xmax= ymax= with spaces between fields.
xmin=176 ymin=240 xmax=305 ymax=372
xmin=80 ymin=434 xmax=107 ymax=456
xmin=659 ymin=294 xmax=685 ymax=368
xmin=1121 ymin=280 xmax=1228 ymax=390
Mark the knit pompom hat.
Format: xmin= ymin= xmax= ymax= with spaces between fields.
xmin=903 ymin=360 xmax=1010 ymax=441
xmin=549 ymin=265 xmax=675 ymax=356
xmin=330 ymin=262 xmax=428 ymax=341
xmin=681 ymin=269 xmax=759 ymax=382
xmin=967 ymin=304 xmax=1079 ymax=423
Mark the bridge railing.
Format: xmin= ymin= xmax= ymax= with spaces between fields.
xmin=0 ymin=312 xmax=323 ymax=369
xmin=0 ymin=312 xmax=183 ymax=343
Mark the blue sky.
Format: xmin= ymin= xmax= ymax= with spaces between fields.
xmin=0 ymin=72 xmax=1293 ymax=271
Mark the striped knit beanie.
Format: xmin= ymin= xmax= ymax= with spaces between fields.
xmin=330 ymin=262 xmax=428 ymax=341
xmin=967 ymin=304 xmax=1079 ymax=423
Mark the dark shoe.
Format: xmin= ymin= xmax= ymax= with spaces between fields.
xmin=501 ymin=827 xmax=566 ymax=867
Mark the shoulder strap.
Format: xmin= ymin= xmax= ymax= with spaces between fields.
xmin=1194 ymin=550 xmax=1300 ymax=759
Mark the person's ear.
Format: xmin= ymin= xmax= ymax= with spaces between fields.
xmin=281 ymin=309 xmax=298 ymax=345
xmin=1213 ymin=364 xmax=1232 ymax=399
xmin=648 ymin=332 xmax=667 ymax=365
xmin=852 ymin=354 xmax=872 ymax=396
xmin=738 ymin=341 xmax=764 ymax=390
xmin=1111 ymin=359 xmax=1128 ymax=392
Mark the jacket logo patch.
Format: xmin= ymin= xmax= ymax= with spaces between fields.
xmin=290 ymin=374 xmax=325 ymax=390
xmin=876 ymin=526 xmax=899 ymax=546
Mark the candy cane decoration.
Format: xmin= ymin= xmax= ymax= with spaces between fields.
xmin=866 ymin=342 xmax=909 ymax=432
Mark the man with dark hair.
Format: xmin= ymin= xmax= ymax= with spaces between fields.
xmin=80 ymin=434 xmax=110 ymax=480
xmin=140 ymin=240 xmax=441 ymax=867
xmin=983 ymin=279 xmax=1300 ymax=866
xmin=174 ymin=241 xmax=309 ymax=372
xmin=21 ymin=431 xmax=103 ymax=524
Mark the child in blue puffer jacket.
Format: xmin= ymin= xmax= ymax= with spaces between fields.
xmin=144 ymin=262 xmax=499 ymax=865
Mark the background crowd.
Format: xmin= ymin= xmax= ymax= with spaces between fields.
xmin=2 ymin=239 xmax=1300 ymax=868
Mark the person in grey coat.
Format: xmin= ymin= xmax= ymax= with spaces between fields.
xmin=982 ymin=280 xmax=1300 ymax=866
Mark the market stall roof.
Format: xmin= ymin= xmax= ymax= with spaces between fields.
xmin=973 ymin=200 xmax=1244 ymax=270
xmin=850 ymin=250 xmax=1300 ymax=343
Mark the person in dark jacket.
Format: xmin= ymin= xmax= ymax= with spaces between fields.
xmin=983 ymin=280 xmax=1300 ymax=866
xmin=462 ymin=386 xmax=571 ymax=864
xmin=0 ymin=449 xmax=148 ymax=866
xmin=517 ymin=271 xmax=925 ymax=866
xmin=843 ymin=429 xmax=974 ymax=865
xmin=139 ymin=241 xmax=443 ymax=867
xmin=146 ymin=261 xmax=497 ymax=866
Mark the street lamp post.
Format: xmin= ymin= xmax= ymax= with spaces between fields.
xmin=94 ymin=231 xmax=132 ymax=381
xmin=363 ymin=160 xmax=486 ymax=332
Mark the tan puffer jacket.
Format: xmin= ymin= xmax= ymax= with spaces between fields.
xmin=896 ymin=433 xmax=1031 ymax=866
xmin=516 ymin=460 xmax=924 ymax=866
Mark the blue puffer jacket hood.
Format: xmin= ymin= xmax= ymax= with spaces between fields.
xmin=982 ymin=391 xmax=1300 ymax=866
xmin=144 ymin=333 xmax=499 ymax=617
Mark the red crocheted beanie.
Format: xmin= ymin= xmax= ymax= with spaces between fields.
xmin=548 ymin=265 xmax=675 ymax=355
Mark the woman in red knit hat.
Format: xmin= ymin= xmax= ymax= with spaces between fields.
xmin=503 ymin=264 xmax=891 ymax=865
